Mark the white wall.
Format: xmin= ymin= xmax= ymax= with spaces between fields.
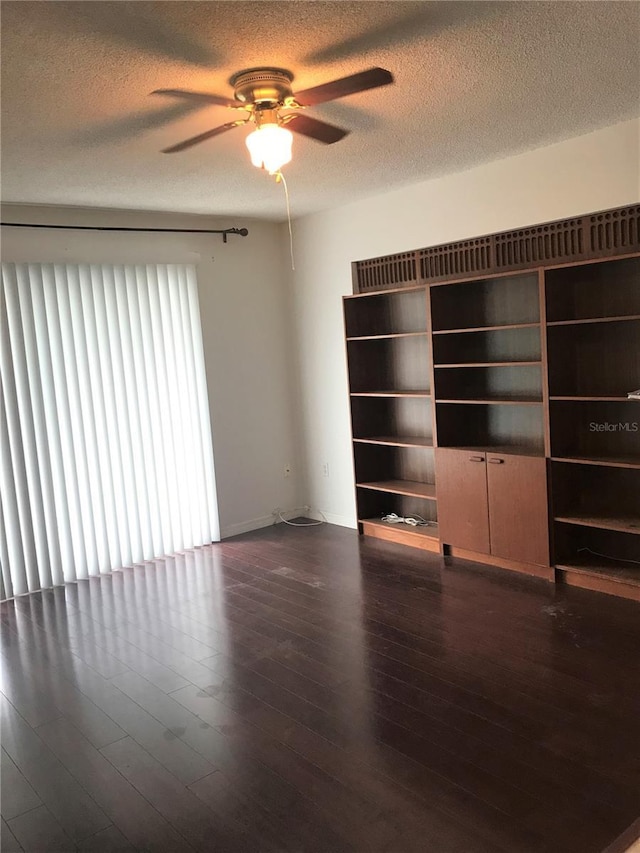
xmin=1 ymin=204 xmax=303 ymax=538
xmin=287 ymin=117 xmax=640 ymax=528
xmin=4 ymin=118 xmax=639 ymax=538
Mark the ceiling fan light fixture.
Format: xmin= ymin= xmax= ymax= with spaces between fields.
xmin=245 ymin=124 xmax=293 ymax=174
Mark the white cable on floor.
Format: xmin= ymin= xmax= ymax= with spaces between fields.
xmin=278 ymin=507 xmax=328 ymax=527
xmin=275 ymin=505 xmax=327 ymax=527
xmin=278 ymin=512 xmax=325 ymax=527
xmin=381 ymin=512 xmax=435 ymax=527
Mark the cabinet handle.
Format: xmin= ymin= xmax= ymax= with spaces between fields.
xmin=488 ymin=457 xmax=504 ymax=464
xmin=469 ymin=456 xmax=485 ymax=462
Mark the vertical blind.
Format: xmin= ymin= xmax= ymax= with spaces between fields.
xmin=0 ymin=263 xmax=219 ymax=601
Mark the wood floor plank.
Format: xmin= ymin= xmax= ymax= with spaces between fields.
xmin=0 ymin=817 xmax=24 ymax=853
xmin=0 ymin=747 xmax=42 ymax=821
xmin=237 ymin=691 xmax=538 ymax=853
xmin=76 ymin=824 xmax=137 ymax=852
xmin=209 ymin=564 xmax=636 ymax=780
xmin=1 ymin=647 xmax=126 ymax=749
xmin=66 ymin=579 xmax=219 ymax=663
xmin=238 ymin=639 xmax=636 ymax=819
xmin=218 ymin=662 xmax=560 ymax=849
xmin=1 ymin=697 xmax=112 ymax=842
xmin=10 ymin=596 xmax=131 ymax=680
xmin=35 ymin=716 xmax=196 ymax=853
xmin=31 ymin=654 xmax=216 ymax=786
xmin=7 ymin=804 xmax=76 ymax=852
xmin=2 ymin=523 xmax=639 ymax=853
xmin=108 ymin=670 xmax=231 ymax=766
xmin=188 ymin=770 xmax=307 ymax=853
xmin=100 ymin=736 xmax=257 ymax=853
xmin=0 ymin=661 xmax=63 ymax=729
xmin=110 ymin=673 xmax=355 ymax=850
xmin=364 ymin=667 xmax=633 ymax=811
xmin=214 ymin=572 xmax=619 ymax=727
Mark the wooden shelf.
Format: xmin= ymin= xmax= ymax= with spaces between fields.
xmin=360 ymin=517 xmax=439 ymax=544
xmin=357 ymin=480 xmax=437 ymax=500
xmin=546 ymin=318 xmax=639 ymax=399
xmin=432 ymin=326 xmax=542 ymax=368
xmin=545 ymin=258 xmax=640 ymax=330
xmin=555 ymin=515 xmax=640 ymax=535
xmin=547 ymin=314 xmax=640 ymax=327
xmin=353 ymin=436 xmax=433 ymax=448
xmin=343 ymin=287 xmax=428 ymax=339
xmin=550 ymin=396 xmax=634 ymax=402
xmin=436 ymin=397 xmax=542 ymax=405
xmin=435 ymin=361 xmax=540 ymax=368
xmin=556 ymin=558 xmax=640 ymax=589
xmin=432 ymin=322 xmax=540 ymax=336
xmin=347 ymin=332 xmax=427 ymax=341
xmin=344 ymin=285 xmax=426 ymax=300
xmin=360 ymin=517 xmax=439 ymax=537
xmin=350 ymin=391 xmax=431 ymax=398
xmin=551 ymin=455 xmax=640 ymax=470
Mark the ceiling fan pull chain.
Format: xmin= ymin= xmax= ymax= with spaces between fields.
xmin=276 ymin=171 xmax=295 ymax=271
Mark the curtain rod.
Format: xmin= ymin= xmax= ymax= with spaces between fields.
xmin=1 ymin=222 xmax=249 ymax=243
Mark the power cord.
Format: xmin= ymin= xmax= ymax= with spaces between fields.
xmin=381 ymin=512 xmax=435 ymax=527
xmin=273 ymin=505 xmax=326 ymax=527
xmin=577 ymin=547 xmax=640 ymax=566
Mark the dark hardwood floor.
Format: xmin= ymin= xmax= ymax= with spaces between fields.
xmin=1 ymin=522 xmax=639 ymax=853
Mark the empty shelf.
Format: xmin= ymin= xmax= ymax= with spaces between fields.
xmin=357 ymin=480 xmax=437 ymax=499
xmin=555 ymin=515 xmax=640 ymax=535
xmin=353 ymin=436 xmax=433 ymax=448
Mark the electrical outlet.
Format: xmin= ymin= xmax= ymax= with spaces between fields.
xmin=322 ymin=462 xmax=330 ymax=477
xmin=284 ymin=463 xmax=291 ymax=478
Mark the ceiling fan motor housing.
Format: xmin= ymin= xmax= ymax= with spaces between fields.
xmin=230 ymin=68 xmax=294 ymax=105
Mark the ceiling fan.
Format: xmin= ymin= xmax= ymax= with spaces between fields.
xmin=152 ymin=66 xmax=393 ymax=173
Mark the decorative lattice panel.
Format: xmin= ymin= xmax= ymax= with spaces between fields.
xmin=354 ymin=251 xmax=418 ymax=292
xmin=352 ymin=205 xmax=639 ymax=292
xmin=589 ymin=205 xmax=640 ymax=255
xmin=495 ymin=220 xmax=584 ymax=269
xmin=419 ymin=237 xmax=493 ymax=282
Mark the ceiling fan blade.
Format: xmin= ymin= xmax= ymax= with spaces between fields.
xmin=162 ymin=120 xmax=246 ymax=154
xmin=284 ymin=114 xmax=349 ymax=145
xmin=152 ymin=89 xmax=238 ymax=109
xmin=293 ymin=67 xmax=393 ymax=106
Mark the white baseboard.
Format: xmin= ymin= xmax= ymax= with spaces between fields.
xmin=307 ymin=509 xmax=357 ymax=529
xmin=220 ymin=509 xmax=357 ymax=539
xmin=220 ymin=514 xmax=275 ymax=539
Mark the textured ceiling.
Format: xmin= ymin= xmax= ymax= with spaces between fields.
xmin=2 ymin=1 xmax=639 ymax=220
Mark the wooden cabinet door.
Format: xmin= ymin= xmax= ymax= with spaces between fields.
xmin=486 ymin=454 xmax=549 ymax=566
xmin=436 ymin=448 xmax=490 ymax=553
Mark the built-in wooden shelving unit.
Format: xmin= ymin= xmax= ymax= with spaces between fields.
xmin=545 ymin=256 xmax=640 ymax=600
xmin=345 ymin=204 xmax=640 ymax=601
xmin=345 ymin=287 xmax=439 ymax=552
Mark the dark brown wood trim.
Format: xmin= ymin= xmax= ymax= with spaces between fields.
xmin=556 ymin=568 xmax=640 ymax=604
xmin=360 ymin=519 xmax=441 ymax=552
xmin=448 ymin=547 xmax=556 ymax=581
xmin=353 ymin=204 xmax=640 ymax=293
xmin=538 ymin=269 xmax=551 ymax=458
